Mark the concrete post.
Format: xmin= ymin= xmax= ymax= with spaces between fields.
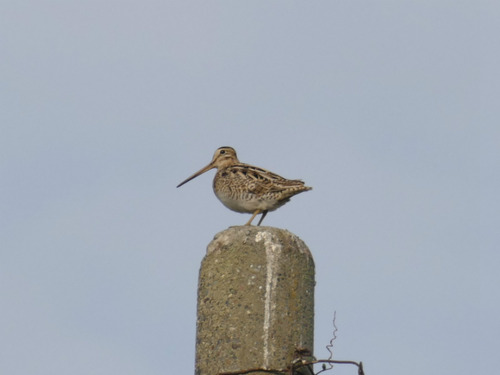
xmin=195 ymin=226 xmax=315 ymax=375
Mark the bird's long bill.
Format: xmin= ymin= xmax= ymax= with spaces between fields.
xmin=176 ymin=163 xmax=215 ymax=188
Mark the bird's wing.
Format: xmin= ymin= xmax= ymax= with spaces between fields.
xmin=228 ymin=164 xmax=306 ymax=196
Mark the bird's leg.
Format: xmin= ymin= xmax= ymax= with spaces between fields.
xmin=257 ymin=210 xmax=268 ymax=226
xmin=245 ymin=209 xmax=261 ymax=226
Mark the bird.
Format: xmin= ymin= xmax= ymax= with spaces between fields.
xmin=176 ymin=146 xmax=312 ymax=226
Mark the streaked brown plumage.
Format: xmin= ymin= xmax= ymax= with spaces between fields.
xmin=176 ymin=146 xmax=312 ymax=225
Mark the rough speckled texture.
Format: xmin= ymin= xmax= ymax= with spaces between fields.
xmin=195 ymin=226 xmax=315 ymax=375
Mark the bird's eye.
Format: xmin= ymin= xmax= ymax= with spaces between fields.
xmin=220 ymin=150 xmax=226 ymax=154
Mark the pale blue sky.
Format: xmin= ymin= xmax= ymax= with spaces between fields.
xmin=1 ymin=2 xmax=496 ymax=375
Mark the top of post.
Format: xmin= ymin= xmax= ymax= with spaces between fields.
xmin=206 ymin=226 xmax=312 ymax=258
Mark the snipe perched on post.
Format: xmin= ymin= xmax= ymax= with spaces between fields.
xmin=177 ymin=146 xmax=312 ymax=226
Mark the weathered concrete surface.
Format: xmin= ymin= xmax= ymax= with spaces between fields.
xmin=195 ymin=226 xmax=315 ymax=375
